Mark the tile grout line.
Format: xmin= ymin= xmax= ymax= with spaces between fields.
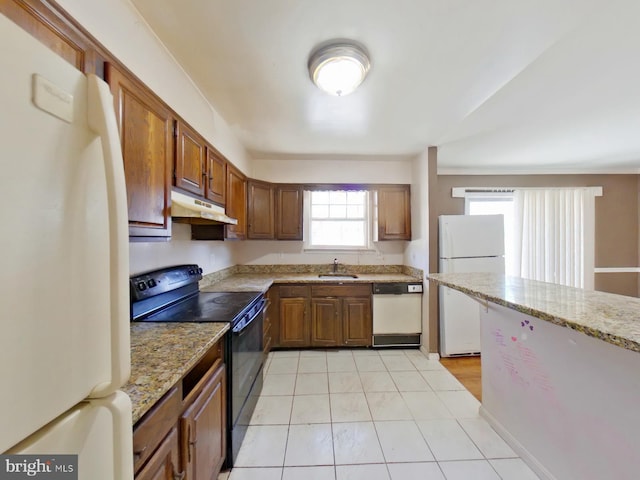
xmin=245 ymin=349 xmax=517 ymax=480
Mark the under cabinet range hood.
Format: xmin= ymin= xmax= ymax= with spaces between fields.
xmin=171 ymin=190 xmax=238 ymax=225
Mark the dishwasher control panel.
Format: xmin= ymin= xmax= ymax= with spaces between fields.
xmin=373 ymin=282 xmax=423 ymax=294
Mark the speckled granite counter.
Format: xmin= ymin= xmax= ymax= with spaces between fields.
xmin=428 ymin=272 xmax=640 ymax=353
xmin=124 ymin=322 xmax=229 ymax=424
xmin=201 ymin=273 xmax=422 ymax=293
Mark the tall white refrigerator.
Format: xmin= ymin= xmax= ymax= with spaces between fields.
xmin=0 ymin=13 xmax=133 ymax=479
xmin=439 ymin=214 xmax=505 ymax=357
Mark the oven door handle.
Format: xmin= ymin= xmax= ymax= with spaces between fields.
xmin=232 ymin=298 xmax=266 ymax=334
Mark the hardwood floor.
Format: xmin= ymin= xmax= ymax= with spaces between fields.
xmin=440 ymin=355 xmax=482 ymax=402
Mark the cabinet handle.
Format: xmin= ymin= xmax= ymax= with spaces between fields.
xmin=132 ymin=446 xmax=147 ymax=461
xmin=186 ymin=423 xmax=193 ymax=462
xmin=173 ymin=468 xmax=186 ymax=480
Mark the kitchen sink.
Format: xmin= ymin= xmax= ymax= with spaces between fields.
xmin=318 ymin=273 xmax=359 ymax=278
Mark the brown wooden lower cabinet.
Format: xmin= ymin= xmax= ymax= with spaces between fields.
xmin=263 ymin=288 xmax=274 ymax=354
xmin=277 ymin=284 xmax=372 ymax=348
xmin=342 ymin=297 xmax=372 ymax=346
xmin=132 ymin=341 xmax=226 ymax=480
xmin=134 ymin=426 xmax=181 ymax=480
xmin=279 ymin=297 xmax=309 ymax=347
xmin=311 ymin=297 xmax=341 ymax=347
xmin=181 ymin=361 xmax=226 ymax=480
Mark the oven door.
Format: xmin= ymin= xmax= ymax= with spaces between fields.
xmin=228 ymin=298 xmax=265 ymax=465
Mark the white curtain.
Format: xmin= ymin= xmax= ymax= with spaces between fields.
xmin=513 ymin=188 xmax=597 ymax=289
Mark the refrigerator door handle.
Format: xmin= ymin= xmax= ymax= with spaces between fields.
xmin=87 ymin=74 xmax=131 ymax=395
xmin=443 ymin=223 xmax=452 ymax=261
xmin=105 ymin=392 xmax=134 ymax=480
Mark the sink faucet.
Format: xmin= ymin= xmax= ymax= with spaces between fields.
xmin=333 ymin=258 xmax=338 ymax=273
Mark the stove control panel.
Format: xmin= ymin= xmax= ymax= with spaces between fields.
xmin=130 ymin=264 xmax=203 ymax=302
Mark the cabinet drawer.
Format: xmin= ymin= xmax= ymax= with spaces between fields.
xmin=311 ymin=284 xmax=371 ymax=297
xmin=133 ymin=386 xmax=180 ymax=473
xmin=279 ymin=285 xmax=310 ymax=298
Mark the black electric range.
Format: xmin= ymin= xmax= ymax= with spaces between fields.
xmin=130 ymin=264 xmax=265 ymax=469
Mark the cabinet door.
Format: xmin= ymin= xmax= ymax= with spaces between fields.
xmin=181 ymin=362 xmax=226 ymax=480
xmin=106 ymin=63 xmax=173 ymax=238
xmin=206 ymin=148 xmax=226 ymax=205
xmin=247 ymin=180 xmax=275 ymax=239
xmin=311 ymin=298 xmax=342 ymax=347
xmin=135 ymin=426 xmax=181 ymax=480
xmin=342 ymin=297 xmax=372 ymax=346
xmin=175 ymin=122 xmax=206 ymax=197
xmin=225 ymin=164 xmax=247 ymax=240
xmin=377 ymin=186 xmax=411 ymax=240
xmin=263 ymin=288 xmax=274 ymax=354
xmin=279 ymin=298 xmax=309 ymax=347
xmin=276 ymin=185 xmax=303 ymax=240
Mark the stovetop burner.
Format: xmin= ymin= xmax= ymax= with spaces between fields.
xmin=143 ymin=291 xmax=262 ymax=323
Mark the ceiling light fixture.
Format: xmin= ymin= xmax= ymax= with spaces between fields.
xmin=308 ymin=41 xmax=371 ymax=96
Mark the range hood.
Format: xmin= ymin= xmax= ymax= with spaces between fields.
xmin=171 ymin=190 xmax=237 ymax=225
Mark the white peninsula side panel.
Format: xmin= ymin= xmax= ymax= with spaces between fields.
xmin=480 ymin=303 xmax=640 ymax=480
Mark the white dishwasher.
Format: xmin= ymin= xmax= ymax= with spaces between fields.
xmin=372 ymin=282 xmax=423 ymax=347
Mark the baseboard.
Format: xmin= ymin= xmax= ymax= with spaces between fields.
xmin=479 ymin=406 xmax=557 ymax=480
xmin=420 ymin=345 xmax=440 ymax=360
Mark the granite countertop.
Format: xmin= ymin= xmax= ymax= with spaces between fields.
xmin=201 ymin=272 xmax=423 ymax=293
xmin=124 ymin=266 xmax=421 ymax=424
xmin=429 ymin=272 xmax=640 ymax=354
xmin=124 ymin=322 xmax=229 ymax=424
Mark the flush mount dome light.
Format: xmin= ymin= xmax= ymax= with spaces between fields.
xmin=308 ymin=41 xmax=371 ymax=96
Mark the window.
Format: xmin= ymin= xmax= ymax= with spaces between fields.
xmin=304 ymin=190 xmax=372 ymax=250
xmin=464 ymin=192 xmax=516 ymax=276
xmin=462 ymin=187 xmax=601 ymax=289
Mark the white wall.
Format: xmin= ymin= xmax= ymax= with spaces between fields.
xmin=405 ymin=148 xmax=431 ymax=352
xmin=129 ymin=224 xmax=237 ymax=275
xmin=405 ymin=150 xmax=430 ymax=271
xmin=54 ymin=0 xmax=248 ymax=274
xmin=234 ymin=240 xmax=406 ymax=266
xmin=251 ymin=156 xmax=414 ymax=184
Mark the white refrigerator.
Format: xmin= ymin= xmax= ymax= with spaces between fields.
xmin=0 ymin=14 xmax=133 ymax=479
xmin=439 ymin=214 xmax=505 ymax=357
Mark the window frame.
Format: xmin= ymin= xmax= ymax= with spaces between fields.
xmin=302 ymin=189 xmax=375 ymax=252
xmin=463 ymin=191 xmax=514 ymax=214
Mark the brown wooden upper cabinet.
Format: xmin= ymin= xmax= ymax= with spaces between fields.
xmin=376 ymin=185 xmax=412 ymax=240
xmin=247 ymin=180 xmax=275 ymax=239
xmin=276 ymin=185 xmax=304 ymax=240
xmin=106 ymin=63 xmax=174 ymax=238
xmin=175 ymin=122 xmax=207 ymax=197
xmin=206 ymin=148 xmax=226 ymax=205
xmin=0 ymin=0 xmax=101 ymax=74
xmin=225 ymin=164 xmax=247 ymax=239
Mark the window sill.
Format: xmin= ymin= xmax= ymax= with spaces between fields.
xmin=303 ymin=246 xmax=378 ymax=253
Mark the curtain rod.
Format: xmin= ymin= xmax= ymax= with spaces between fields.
xmin=452 ymin=186 xmax=603 ymax=197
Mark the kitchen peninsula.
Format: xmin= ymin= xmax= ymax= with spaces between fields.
xmin=428 ymin=273 xmax=640 ymax=480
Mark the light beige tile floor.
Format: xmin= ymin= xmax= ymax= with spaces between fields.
xmin=220 ymin=348 xmax=540 ymax=480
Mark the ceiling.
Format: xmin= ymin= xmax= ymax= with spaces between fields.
xmin=130 ymin=0 xmax=640 ymax=172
